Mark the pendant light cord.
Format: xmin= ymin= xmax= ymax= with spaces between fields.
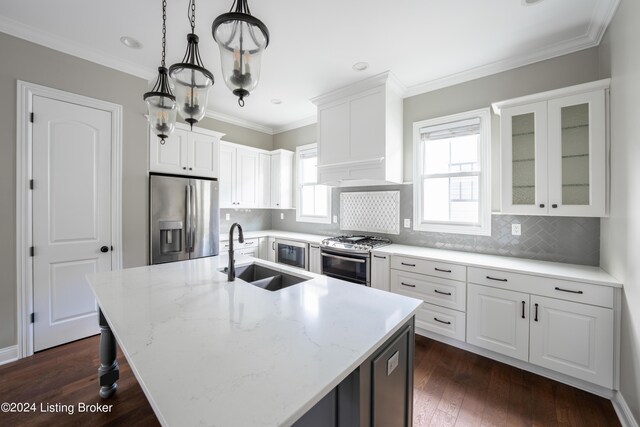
xmin=161 ymin=0 xmax=167 ymax=67
xmin=188 ymin=0 xmax=196 ymax=33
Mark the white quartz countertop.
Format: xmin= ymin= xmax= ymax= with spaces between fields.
xmin=372 ymin=244 xmax=622 ymax=288
xmin=220 ymin=230 xmax=328 ymax=244
xmin=88 ymin=255 xmax=421 ymax=427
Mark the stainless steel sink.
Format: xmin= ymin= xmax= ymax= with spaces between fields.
xmin=221 ymin=263 xmax=309 ymax=291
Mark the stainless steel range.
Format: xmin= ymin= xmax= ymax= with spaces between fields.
xmin=320 ymin=235 xmax=391 ymax=286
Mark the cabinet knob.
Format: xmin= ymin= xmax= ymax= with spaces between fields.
xmin=189 ymin=167 xmax=193 ymax=170
xmin=539 ymin=204 xmax=545 ymax=208
xmin=183 ymin=167 xmax=187 ymax=170
xmin=552 ymin=204 xmax=558 ymax=208
xmin=100 ymin=246 xmax=109 ymax=253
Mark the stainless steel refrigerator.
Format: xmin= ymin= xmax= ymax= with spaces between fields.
xmin=150 ymin=173 xmax=220 ymax=264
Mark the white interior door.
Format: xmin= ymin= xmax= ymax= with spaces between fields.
xmin=32 ymin=95 xmax=112 ymax=352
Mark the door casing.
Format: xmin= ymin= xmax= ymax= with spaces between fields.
xmin=16 ymin=81 xmax=123 ymax=358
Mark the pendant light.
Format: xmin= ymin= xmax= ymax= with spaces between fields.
xmin=144 ymin=0 xmax=177 ymax=143
xmin=212 ymin=0 xmax=269 ymax=107
xmin=169 ymin=0 xmax=214 ymax=128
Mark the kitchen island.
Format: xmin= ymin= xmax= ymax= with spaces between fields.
xmin=87 ymin=254 xmax=421 ymax=426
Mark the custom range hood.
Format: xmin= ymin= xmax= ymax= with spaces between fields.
xmin=311 ymin=71 xmax=404 ymax=186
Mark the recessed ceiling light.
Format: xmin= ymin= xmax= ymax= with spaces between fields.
xmin=120 ymin=36 xmax=143 ymax=49
xmin=521 ymin=0 xmax=544 ymax=5
xmin=271 ymin=99 xmax=282 ymax=105
xmin=352 ymin=62 xmax=369 ymax=71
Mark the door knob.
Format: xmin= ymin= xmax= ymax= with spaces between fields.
xmin=100 ymin=246 xmax=109 ymax=253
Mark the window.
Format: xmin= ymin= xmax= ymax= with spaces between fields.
xmin=296 ymin=143 xmax=331 ymax=223
xmin=413 ymin=108 xmax=491 ymax=235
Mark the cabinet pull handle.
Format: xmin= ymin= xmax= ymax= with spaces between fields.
xmin=373 ymin=255 xmax=386 ymax=259
xmin=401 ymin=262 xmax=416 ymax=267
xmin=434 ymin=289 xmax=452 ymax=296
xmin=534 ymin=303 xmax=539 ymax=322
xmin=401 ymin=282 xmax=416 ymax=288
xmin=554 ymin=286 xmax=583 ymax=294
xmin=272 ymin=242 xmax=275 ymax=250
xmin=434 ymin=317 xmax=451 ymax=325
xmin=245 ymin=241 xmax=254 ymax=245
xmin=521 ymin=301 xmax=525 ymax=319
xmin=486 ymin=276 xmax=507 ymax=282
xmin=434 ymin=268 xmax=452 ymax=273
xmin=552 ymin=204 xmax=558 ymax=208
xmin=539 ymin=204 xmax=545 ymax=208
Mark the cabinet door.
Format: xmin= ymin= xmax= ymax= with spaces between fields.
xmin=219 ymin=144 xmax=236 ymax=208
xmin=371 ymin=254 xmax=390 ymax=292
xmin=267 ymin=237 xmax=276 ymax=262
xmin=258 ymin=237 xmax=269 ymax=260
xmin=309 ymin=244 xmax=322 ymax=274
xmin=258 ymin=153 xmax=271 ymax=208
xmin=149 ymin=128 xmax=189 ymax=174
xmin=188 ymin=133 xmax=219 ymax=178
xmin=467 ymin=284 xmax=530 ymax=361
xmin=235 ymin=148 xmax=260 ymax=208
xmin=270 ymin=154 xmax=281 ymax=208
xmin=547 ymin=91 xmax=606 ymax=217
xmin=501 ymin=102 xmax=548 ymax=215
xmin=530 ymin=295 xmax=613 ymax=388
xmin=317 ymin=100 xmax=349 ymax=167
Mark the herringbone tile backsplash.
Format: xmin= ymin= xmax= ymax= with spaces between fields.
xmin=268 ymin=184 xmax=600 ymax=266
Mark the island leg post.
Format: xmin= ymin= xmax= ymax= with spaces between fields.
xmin=98 ymin=308 xmax=119 ymax=398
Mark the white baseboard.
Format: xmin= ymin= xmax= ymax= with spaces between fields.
xmin=613 ymin=391 xmax=639 ymax=427
xmin=0 ymin=345 xmax=18 ymax=366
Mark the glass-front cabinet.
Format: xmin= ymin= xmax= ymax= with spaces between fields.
xmin=495 ymin=80 xmax=608 ymax=217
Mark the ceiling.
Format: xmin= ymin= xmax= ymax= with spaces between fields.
xmin=0 ymin=0 xmax=619 ymax=134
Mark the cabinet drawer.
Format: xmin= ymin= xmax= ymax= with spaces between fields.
xmin=468 ymin=267 xmax=613 ymax=308
xmin=415 ymin=303 xmax=466 ymax=341
xmin=391 ymin=256 xmax=466 ymax=282
xmin=222 ymin=238 xmax=259 ymax=250
xmin=390 ymin=270 xmax=466 ymax=311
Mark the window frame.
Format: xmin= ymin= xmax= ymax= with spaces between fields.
xmin=412 ymin=108 xmax=492 ymax=236
xmin=295 ymin=143 xmax=332 ymax=224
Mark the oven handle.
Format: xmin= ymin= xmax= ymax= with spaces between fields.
xmin=321 ymin=253 xmax=367 ymax=263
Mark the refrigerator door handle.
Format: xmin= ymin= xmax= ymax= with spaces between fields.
xmin=185 ymin=184 xmax=192 ymax=252
xmin=190 ymin=184 xmax=196 ymax=253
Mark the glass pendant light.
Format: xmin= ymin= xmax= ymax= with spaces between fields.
xmin=169 ymin=0 xmax=214 ymax=128
xmin=144 ymin=0 xmax=177 ymax=143
xmin=212 ymin=0 xmax=269 ymax=107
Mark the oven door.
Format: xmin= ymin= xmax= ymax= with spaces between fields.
xmin=275 ymin=239 xmax=308 ymax=270
xmin=321 ymin=248 xmax=370 ymax=285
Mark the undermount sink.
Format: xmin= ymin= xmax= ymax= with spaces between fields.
xmin=221 ymin=263 xmax=309 ymax=292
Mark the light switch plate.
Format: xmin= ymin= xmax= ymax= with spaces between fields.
xmin=512 ymin=223 xmax=522 ymax=236
xmin=225 ymin=213 xmax=230 ymax=221
xmin=387 ymin=350 xmax=399 ymax=376
xmin=333 ymin=215 xmax=338 ymax=223
xmin=280 ymin=213 xmax=284 ymax=220
xmin=403 ymin=219 xmax=411 ymax=228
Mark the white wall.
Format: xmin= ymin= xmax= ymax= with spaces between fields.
xmin=599 ymin=0 xmax=640 ymax=423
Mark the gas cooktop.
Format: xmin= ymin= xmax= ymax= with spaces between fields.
xmin=321 ymin=235 xmax=392 ymax=253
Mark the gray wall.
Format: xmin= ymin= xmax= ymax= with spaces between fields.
xmin=274 ymin=48 xmax=602 ymax=212
xmin=599 ymin=0 xmax=640 ymax=422
xmin=220 ymin=209 xmax=272 ymax=233
xmin=271 ymin=184 xmax=600 ymax=266
xmin=0 ymin=32 xmax=272 ymax=350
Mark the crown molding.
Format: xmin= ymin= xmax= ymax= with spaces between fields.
xmin=204 ymin=110 xmax=274 ymax=135
xmin=404 ymin=0 xmax=620 ymax=99
xmin=273 ymin=115 xmax=317 ymax=134
xmin=0 ymin=15 xmax=154 ymax=80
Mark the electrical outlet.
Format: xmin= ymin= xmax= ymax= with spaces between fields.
xmin=333 ymin=215 xmax=338 ymax=223
xmin=512 ymin=223 xmax=522 ymax=236
xmin=280 ymin=213 xmax=284 ymax=220
xmin=403 ymin=218 xmax=411 ymax=228
xmin=225 ymin=213 xmax=230 ymax=221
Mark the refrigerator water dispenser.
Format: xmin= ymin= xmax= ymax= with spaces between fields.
xmin=159 ymin=221 xmax=182 ymax=254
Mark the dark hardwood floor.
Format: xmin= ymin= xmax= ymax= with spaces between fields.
xmin=0 ymin=335 xmax=620 ymax=426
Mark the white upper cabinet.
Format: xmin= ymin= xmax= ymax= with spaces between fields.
xmin=259 ymin=153 xmax=271 ymax=208
xmin=493 ymin=79 xmax=609 ymax=217
xmin=149 ymin=123 xmax=224 ymax=178
xmin=311 ymin=71 xmax=404 ymax=185
xmin=270 ymin=150 xmax=294 ymax=209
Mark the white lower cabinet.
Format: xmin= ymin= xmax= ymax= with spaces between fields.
xmin=415 ymin=303 xmax=466 ymax=341
xmin=309 ymin=244 xmax=322 ymax=274
xmin=529 ymin=295 xmax=613 ymax=388
xmin=267 ymin=237 xmax=276 ymax=262
xmin=370 ymin=253 xmax=390 ymax=291
xmin=466 ymin=284 xmax=530 ymax=361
